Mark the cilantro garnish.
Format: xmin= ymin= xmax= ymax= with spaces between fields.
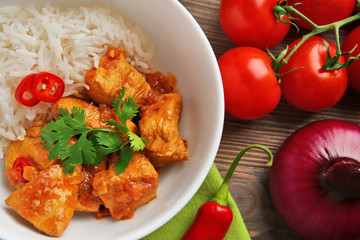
xmin=39 ymin=87 xmax=146 ymax=174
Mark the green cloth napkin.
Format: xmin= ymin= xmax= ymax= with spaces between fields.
xmin=142 ymin=163 xmax=251 ymax=240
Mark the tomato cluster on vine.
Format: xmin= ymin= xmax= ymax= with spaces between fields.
xmin=218 ymin=0 xmax=360 ymax=120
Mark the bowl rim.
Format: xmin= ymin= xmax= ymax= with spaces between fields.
xmin=135 ymin=2 xmax=224 ymax=238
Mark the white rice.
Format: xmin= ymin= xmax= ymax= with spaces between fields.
xmin=0 ymin=3 xmax=155 ymax=158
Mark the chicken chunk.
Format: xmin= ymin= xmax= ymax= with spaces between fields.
xmin=52 ymin=97 xmax=111 ymax=129
xmin=144 ymin=71 xmax=178 ymax=94
xmin=92 ymin=153 xmax=158 ymax=220
xmin=139 ymin=93 xmax=189 ymax=167
xmin=5 ymin=165 xmax=84 ymax=237
xmin=76 ymin=163 xmax=106 ymax=212
xmin=5 ymin=122 xmax=57 ymax=188
xmin=85 ymin=47 xmax=158 ymax=107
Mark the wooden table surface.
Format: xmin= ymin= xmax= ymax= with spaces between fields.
xmin=179 ymin=1 xmax=360 ymax=239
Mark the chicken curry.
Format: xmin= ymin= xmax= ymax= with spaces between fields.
xmin=4 ymin=47 xmax=189 ymax=237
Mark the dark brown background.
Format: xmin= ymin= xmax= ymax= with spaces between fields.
xmin=179 ymin=0 xmax=360 ymax=239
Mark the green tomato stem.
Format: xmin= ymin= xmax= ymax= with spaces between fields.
xmin=273 ymin=2 xmax=360 ymax=74
xmin=334 ymin=26 xmax=341 ymax=56
xmin=210 ymin=144 xmax=273 ymax=206
xmin=286 ymin=3 xmax=318 ymax=29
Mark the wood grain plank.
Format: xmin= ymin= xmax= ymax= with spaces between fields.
xmin=180 ymin=0 xmax=360 ymax=239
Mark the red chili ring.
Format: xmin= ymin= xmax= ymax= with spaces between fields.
xmin=31 ymin=72 xmax=65 ymax=103
xmin=12 ymin=157 xmax=32 ymax=183
xmin=14 ymin=74 xmax=40 ymax=107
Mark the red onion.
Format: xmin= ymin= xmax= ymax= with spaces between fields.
xmin=270 ymin=119 xmax=360 ymax=240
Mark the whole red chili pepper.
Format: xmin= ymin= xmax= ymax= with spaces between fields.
xmin=182 ymin=144 xmax=273 ymax=240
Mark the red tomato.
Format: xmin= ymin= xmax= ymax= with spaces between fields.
xmin=342 ymin=25 xmax=360 ymax=93
xmin=279 ymin=36 xmax=348 ymax=111
xmin=288 ymin=0 xmax=355 ymax=30
xmin=219 ymin=0 xmax=290 ymax=50
xmin=32 ymin=72 xmax=65 ymax=103
xmin=218 ymin=47 xmax=281 ymax=120
xmin=12 ymin=157 xmax=32 ymax=183
xmin=14 ymin=74 xmax=40 ymax=107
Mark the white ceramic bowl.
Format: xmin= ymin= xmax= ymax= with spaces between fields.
xmin=0 ymin=0 xmax=224 ymax=239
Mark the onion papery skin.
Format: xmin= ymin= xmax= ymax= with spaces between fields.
xmin=270 ymin=119 xmax=360 ymax=240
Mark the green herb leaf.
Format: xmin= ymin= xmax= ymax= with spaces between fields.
xmin=88 ymin=131 xmax=124 ymax=166
xmin=96 ymin=131 xmax=124 ymax=150
xmin=104 ymin=119 xmax=128 ymax=135
xmin=39 ymin=107 xmax=94 ymax=174
xmin=88 ymin=134 xmax=111 ymax=166
xmin=128 ymin=131 xmax=147 ymax=151
xmin=120 ymin=97 xmax=139 ymax=124
xmin=114 ymin=89 xmax=139 ymax=127
xmin=40 ymin=87 xmax=147 ymax=175
xmin=61 ymin=134 xmax=96 ymax=174
xmin=112 ymin=87 xmax=126 ymax=119
xmin=115 ymin=146 xmax=133 ymax=174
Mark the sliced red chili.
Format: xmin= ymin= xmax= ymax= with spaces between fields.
xmin=31 ymin=72 xmax=65 ymax=103
xmin=14 ymin=74 xmax=40 ymax=107
xmin=12 ymin=157 xmax=32 ymax=183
